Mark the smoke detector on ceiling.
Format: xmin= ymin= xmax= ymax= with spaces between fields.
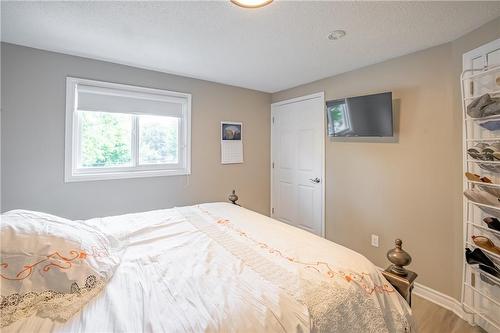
xmin=328 ymin=30 xmax=347 ymax=41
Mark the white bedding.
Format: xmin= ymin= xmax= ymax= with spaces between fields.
xmin=2 ymin=203 xmax=413 ymax=332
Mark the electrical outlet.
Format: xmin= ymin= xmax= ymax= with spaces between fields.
xmin=371 ymin=234 xmax=379 ymax=247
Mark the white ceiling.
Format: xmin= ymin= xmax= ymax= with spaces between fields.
xmin=2 ymin=1 xmax=500 ymax=93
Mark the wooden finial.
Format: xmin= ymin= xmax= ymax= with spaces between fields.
xmin=387 ymin=239 xmax=412 ymax=276
xmin=228 ymin=190 xmax=239 ymax=204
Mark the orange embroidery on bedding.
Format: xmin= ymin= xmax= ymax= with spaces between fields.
xmin=1 ymin=250 xmax=85 ymax=281
xmin=199 ymin=206 xmax=395 ymax=296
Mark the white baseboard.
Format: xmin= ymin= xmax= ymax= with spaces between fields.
xmin=412 ymin=282 xmax=472 ymax=323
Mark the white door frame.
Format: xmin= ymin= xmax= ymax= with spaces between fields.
xmin=462 ymin=38 xmax=500 ymax=69
xmin=270 ymin=92 xmax=326 ymax=237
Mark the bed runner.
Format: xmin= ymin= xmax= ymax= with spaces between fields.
xmin=176 ymin=206 xmax=411 ymax=333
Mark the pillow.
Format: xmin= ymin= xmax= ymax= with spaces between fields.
xmin=0 ymin=210 xmax=122 ymax=327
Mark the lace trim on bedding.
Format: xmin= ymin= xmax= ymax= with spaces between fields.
xmin=179 ymin=206 xmax=413 ymax=333
xmin=1 ymin=275 xmax=105 ymax=327
xmin=213 ymin=217 xmax=395 ymax=295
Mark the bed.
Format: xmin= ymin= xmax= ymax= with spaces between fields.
xmin=1 ymin=202 xmax=413 ymax=332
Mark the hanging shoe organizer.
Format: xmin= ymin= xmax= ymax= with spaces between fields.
xmin=462 ymin=64 xmax=500 ymax=333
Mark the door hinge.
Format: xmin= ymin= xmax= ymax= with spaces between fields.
xmin=272 ymin=162 xmax=274 ymax=169
xmin=272 ymin=207 xmax=275 ymax=214
xmin=470 ymin=81 xmax=474 ymax=96
xmin=272 ymin=116 xmax=275 ymax=124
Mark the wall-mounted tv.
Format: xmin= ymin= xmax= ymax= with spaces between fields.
xmin=326 ymin=92 xmax=393 ymax=137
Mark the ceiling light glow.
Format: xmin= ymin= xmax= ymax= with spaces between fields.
xmin=231 ymin=0 xmax=273 ymax=8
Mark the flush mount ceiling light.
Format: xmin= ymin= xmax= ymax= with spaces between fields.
xmin=230 ymin=0 xmax=273 ymax=8
xmin=328 ymin=30 xmax=347 ymax=41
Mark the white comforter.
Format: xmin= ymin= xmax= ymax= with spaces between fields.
xmin=3 ymin=203 xmax=413 ymax=332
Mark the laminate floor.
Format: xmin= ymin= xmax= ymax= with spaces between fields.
xmin=412 ymin=295 xmax=486 ymax=333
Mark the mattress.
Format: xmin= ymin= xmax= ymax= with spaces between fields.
xmin=3 ymin=202 xmax=413 ymax=332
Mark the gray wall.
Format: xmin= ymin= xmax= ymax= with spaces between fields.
xmin=1 ymin=43 xmax=271 ymax=219
xmin=272 ymin=17 xmax=500 ymax=300
xmin=3 ymin=17 xmax=500 ymax=301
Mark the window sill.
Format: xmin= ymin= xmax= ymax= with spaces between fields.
xmin=65 ymin=168 xmax=191 ymax=182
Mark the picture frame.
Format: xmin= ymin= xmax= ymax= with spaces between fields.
xmin=221 ymin=122 xmax=242 ymax=141
xmin=221 ymin=121 xmax=243 ymax=164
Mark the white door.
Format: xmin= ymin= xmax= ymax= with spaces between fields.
xmin=271 ymin=93 xmax=325 ymax=236
xmin=463 ymin=38 xmax=500 ymax=71
xmin=462 ymin=38 xmax=500 ymax=333
xmin=463 ymin=38 xmax=500 ymax=94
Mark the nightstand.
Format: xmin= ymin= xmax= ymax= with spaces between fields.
xmin=382 ymin=268 xmax=418 ymax=306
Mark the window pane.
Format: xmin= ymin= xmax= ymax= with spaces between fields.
xmin=139 ymin=115 xmax=179 ymax=165
xmin=78 ymin=111 xmax=132 ymax=168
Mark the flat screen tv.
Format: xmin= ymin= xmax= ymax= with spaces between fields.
xmin=326 ymin=92 xmax=393 ymax=137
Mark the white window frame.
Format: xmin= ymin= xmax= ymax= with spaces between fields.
xmin=65 ymin=77 xmax=191 ymax=182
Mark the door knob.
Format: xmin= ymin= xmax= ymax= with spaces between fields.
xmin=309 ymin=177 xmax=320 ymax=184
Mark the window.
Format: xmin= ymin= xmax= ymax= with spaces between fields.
xmin=65 ymin=77 xmax=191 ymax=182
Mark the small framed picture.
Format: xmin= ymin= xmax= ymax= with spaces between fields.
xmin=221 ymin=121 xmax=243 ymax=164
xmin=221 ymin=122 xmax=242 ymax=141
